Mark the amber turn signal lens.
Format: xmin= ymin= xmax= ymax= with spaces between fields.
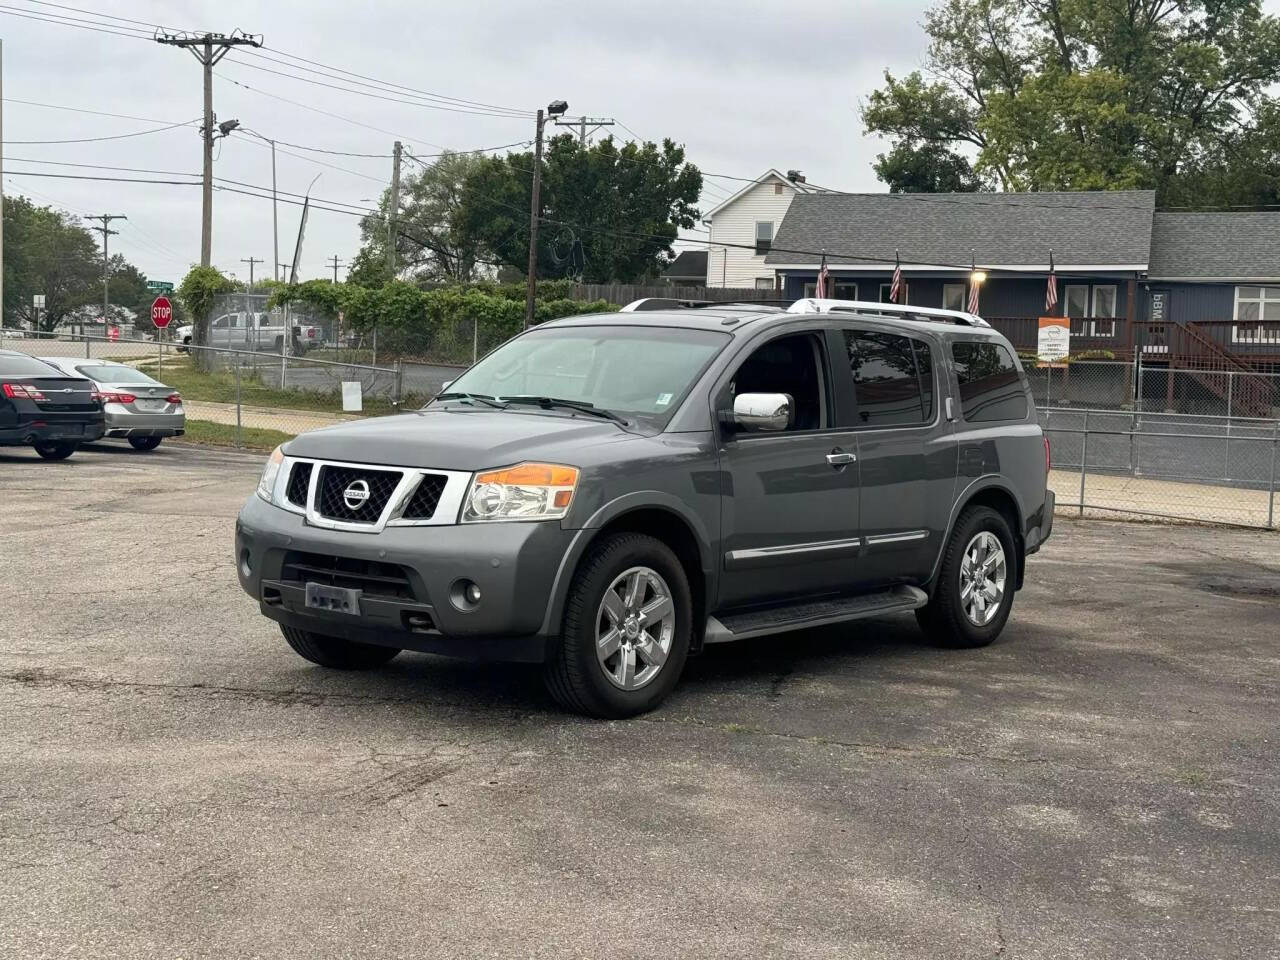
xmin=475 ymin=463 xmax=578 ymax=487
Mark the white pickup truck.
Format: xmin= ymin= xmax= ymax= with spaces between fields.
xmin=175 ymin=312 xmax=322 ymax=353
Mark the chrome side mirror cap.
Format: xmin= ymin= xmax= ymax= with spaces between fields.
xmin=733 ymin=392 xmax=792 ymax=432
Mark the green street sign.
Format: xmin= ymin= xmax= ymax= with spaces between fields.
xmin=146 ymin=280 xmax=175 ymax=293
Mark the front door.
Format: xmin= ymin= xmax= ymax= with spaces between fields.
xmin=716 ymin=328 xmax=863 ymax=608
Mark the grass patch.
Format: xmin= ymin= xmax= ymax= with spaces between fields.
xmin=175 ymin=419 xmax=294 ymax=452
xmin=150 ymin=356 xmax=402 ymax=416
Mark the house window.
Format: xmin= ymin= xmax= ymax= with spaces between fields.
xmin=1065 ymin=284 xmax=1116 ymax=337
xmin=755 ymin=221 xmax=773 ymax=255
xmin=773 ymin=183 xmax=784 ymax=195
xmin=943 ymin=283 xmax=966 ymax=311
xmin=1064 ymin=285 xmax=1090 ymax=318
xmin=1232 ymin=286 xmax=1280 ymax=345
xmin=755 ymin=277 xmax=774 ymax=290
xmin=802 ymin=280 xmax=857 ymax=299
xmin=879 ymin=282 xmax=908 ymax=305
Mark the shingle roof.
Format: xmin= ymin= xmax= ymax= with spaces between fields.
xmin=1149 ymin=211 xmax=1280 ymax=280
xmin=662 ymin=250 xmax=708 ymax=279
xmin=764 ymin=190 xmax=1156 ymax=268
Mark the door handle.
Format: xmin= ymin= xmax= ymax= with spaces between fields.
xmin=826 ymin=451 xmax=856 ymax=466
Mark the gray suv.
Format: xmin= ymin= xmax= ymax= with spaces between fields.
xmin=236 ymin=299 xmax=1054 ymax=718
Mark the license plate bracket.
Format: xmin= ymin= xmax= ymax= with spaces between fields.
xmin=305 ymin=582 xmax=362 ymax=615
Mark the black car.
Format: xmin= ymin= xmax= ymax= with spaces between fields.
xmin=0 ymin=350 xmax=105 ymax=460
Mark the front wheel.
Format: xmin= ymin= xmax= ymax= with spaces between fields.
xmin=916 ymin=506 xmax=1016 ymax=648
xmin=33 ymin=440 xmax=78 ymax=461
xmin=128 ymin=436 xmax=162 ymax=452
xmin=545 ymin=533 xmax=692 ymax=719
xmin=280 ymin=625 xmax=401 ymax=670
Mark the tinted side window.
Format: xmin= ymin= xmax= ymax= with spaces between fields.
xmin=844 ymin=331 xmax=930 ymax=427
xmin=951 ymin=341 xmax=1027 ymax=422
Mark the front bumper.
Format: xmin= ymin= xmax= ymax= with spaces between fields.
xmin=235 ymin=494 xmax=576 ymax=662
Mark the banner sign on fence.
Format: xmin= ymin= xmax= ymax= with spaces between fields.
xmin=341 ymin=381 xmax=363 ymax=412
xmin=1038 ymin=316 xmax=1070 ymax=363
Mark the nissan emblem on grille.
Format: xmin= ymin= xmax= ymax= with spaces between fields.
xmin=342 ymin=480 xmax=371 ymax=510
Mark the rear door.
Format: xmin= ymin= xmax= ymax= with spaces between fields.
xmin=715 ymin=326 xmax=863 ymax=608
xmin=836 ymin=325 xmax=957 ymax=585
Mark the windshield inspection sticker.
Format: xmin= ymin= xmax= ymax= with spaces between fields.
xmin=656 ymin=393 xmax=674 ymax=407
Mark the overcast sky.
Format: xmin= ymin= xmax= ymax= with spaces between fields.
xmin=3 ymin=0 xmax=1269 ymax=285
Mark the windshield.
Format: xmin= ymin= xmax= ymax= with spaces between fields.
xmin=73 ymin=363 xmax=159 ymax=385
xmin=437 ymin=325 xmax=730 ymax=422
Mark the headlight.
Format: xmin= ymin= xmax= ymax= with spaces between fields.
xmin=462 ymin=462 xmax=578 ymax=522
xmin=257 ymin=445 xmax=285 ymax=503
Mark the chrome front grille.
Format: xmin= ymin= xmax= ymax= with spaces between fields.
xmin=275 ymin=457 xmax=471 ymax=532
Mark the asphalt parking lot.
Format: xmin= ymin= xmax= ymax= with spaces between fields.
xmin=2 ymin=444 xmax=1277 ymax=959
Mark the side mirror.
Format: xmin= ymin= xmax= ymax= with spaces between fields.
xmin=732 ymin=392 xmax=792 ymax=432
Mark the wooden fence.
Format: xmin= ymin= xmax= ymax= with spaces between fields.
xmin=569 ymin=283 xmax=770 ymax=306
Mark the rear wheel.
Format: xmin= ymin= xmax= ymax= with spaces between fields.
xmin=33 ymin=440 xmax=78 ymax=461
xmin=280 ymin=625 xmax=401 ymax=670
xmin=545 ymin=533 xmax=691 ymax=719
xmin=917 ymin=506 xmax=1016 ymax=648
xmin=128 ymin=436 xmax=163 ymax=452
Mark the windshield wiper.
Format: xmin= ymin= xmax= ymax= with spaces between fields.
xmin=500 ymin=395 xmax=629 ymax=425
xmin=434 ymin=391 xmax=508 ymax=409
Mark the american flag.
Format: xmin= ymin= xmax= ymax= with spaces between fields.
xmin=816 ymin=254 xmax=829 ymax=298
xmin=1045 ymin=253 xmax=1058 ymax=313
xmin=888 ymin=253 xmax=902 ymax=303
xmin=967 ymin=275 xmax=980 ymax=314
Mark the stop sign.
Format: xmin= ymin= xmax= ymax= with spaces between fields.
xmin=151 ymin=295 xmax=173 ymax=329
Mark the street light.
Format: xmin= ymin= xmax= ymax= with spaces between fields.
xmin=525 ymin=99 xmax=569 ymax=327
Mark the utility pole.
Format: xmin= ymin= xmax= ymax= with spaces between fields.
xmin=87 ymin=214 xmax=125 ymax=353
xmin=524 ymin=101 xmax=567 ymax=328
xmin=155 ymin=30 xmax=262 ymax=267
xmin=555 ymin=115 xmax=614 ymax=146
xmin=328 ymin=255 xmax=345 ymax=283
xmin=240 ymin=256 xmax=263 ymax=289
xmin=387 ymin=141 xmax=402 ymax=278
xmin=269 ymin=139 xmax=279 ymax=281
xmin=1 ymin=40 xmax=5 ymax=330
xmin=278 ymin=262 xmax=292 ymax=280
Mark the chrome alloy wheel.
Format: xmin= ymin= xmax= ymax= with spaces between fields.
xmin=959 ymin=531 xmax=1007 ymax=626
xmin=595 ymin=566 xmax=675 ymax=691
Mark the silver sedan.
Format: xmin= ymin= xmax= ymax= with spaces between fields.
xmin=38 ymin=357 xmax=185 ymax=451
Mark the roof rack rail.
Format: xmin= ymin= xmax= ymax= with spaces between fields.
xmin=786 ymin=298 xmax=989 ymax=327
xmin=619 ymin=297 xmax=791 ymax=313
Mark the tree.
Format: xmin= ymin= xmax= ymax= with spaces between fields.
xmin=874 ymin=141 xmax=983 ymax=193
xmin=862 ymin=0 xmax=1280 ymax=202
xmin=356 ymin=150 xmax=490 ymax=283
xmin=176 ymin=265 xmax=236 ymax=349
xmin=456 ymin=135 xmax=703 ymax=282
xmin=2 ymin=196 xmax=103 ymax=330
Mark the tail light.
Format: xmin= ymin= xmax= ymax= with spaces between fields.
xmin=1044 ymin=436 xmax=1051 ymax=473
xmin=2 ymin=383 xmax=46 ymax=401
xmin=99 ymin=391 xmax=137 ymax=404
xmin=90 ymin=386 xmax=102 ymax=405
xmin=166 ymin=393 xmax=182 ymax=404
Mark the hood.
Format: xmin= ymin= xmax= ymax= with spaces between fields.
xmin=283 ymin=407 xmax=640 ymax=471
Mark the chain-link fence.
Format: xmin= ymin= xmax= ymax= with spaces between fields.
xmin=1043 ymin=408 xmax=1280 ymax=528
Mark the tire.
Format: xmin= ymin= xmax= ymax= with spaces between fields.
xmin=917 ymin=505 xmax=1016 ymax=649
xmin=280 ymin=625 xmax=401 ymax=670
xmin=33 ymin=440 xmax=78 ymax=461
xmin=128 ymin=436 xmax=162 ymax=452
xmin=544 ymin=533 xmax=692 ymax=719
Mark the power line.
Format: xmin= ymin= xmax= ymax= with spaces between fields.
xmin=16 ymin=0 xmax=169 ymax=29
xmin=0 ymin=6 xmax=151 ymax=39
xmin=2 ymin=117 xmax=197 ymax=145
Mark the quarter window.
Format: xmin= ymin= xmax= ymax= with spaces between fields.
xmin=951 ymin=341 xmax=1027 ymax=422
xmin=844 ymin=331 xmax=933 ymax=427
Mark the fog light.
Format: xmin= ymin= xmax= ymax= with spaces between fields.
xmin=239 ymin=549 xmax=252 ymax=578
xmin=465 ymin=582 xmax=482 ymax=604
xmin=449 ymin=578 xmax=482 ymax=612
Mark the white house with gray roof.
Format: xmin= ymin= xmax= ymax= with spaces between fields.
xmin=700 ymin=169 xmax=825 ymax=289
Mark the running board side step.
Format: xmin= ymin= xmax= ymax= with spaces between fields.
xmin=703 ymin=585 xmax=928 ymax=644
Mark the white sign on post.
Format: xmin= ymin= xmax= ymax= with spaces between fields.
xmin=32 ymin=294 xmax=46 ymax=308
xmin=341 ymin=381 xmax=363 ymax=412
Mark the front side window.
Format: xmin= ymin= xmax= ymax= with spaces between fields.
xmin=943 ymin=283 xmax=966 ymax=312
xmin=441 ymin=326 xmax=729 ymax=424
xmin=755 ymin=221 xmax=773 ymax=255
xmin=729 ymin=332 xmax=827 ymax=432
xmin=951 ymin=341 xmax=1027 ymax=422
xmin=844 ymin=330 xmax=932 ymax=427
